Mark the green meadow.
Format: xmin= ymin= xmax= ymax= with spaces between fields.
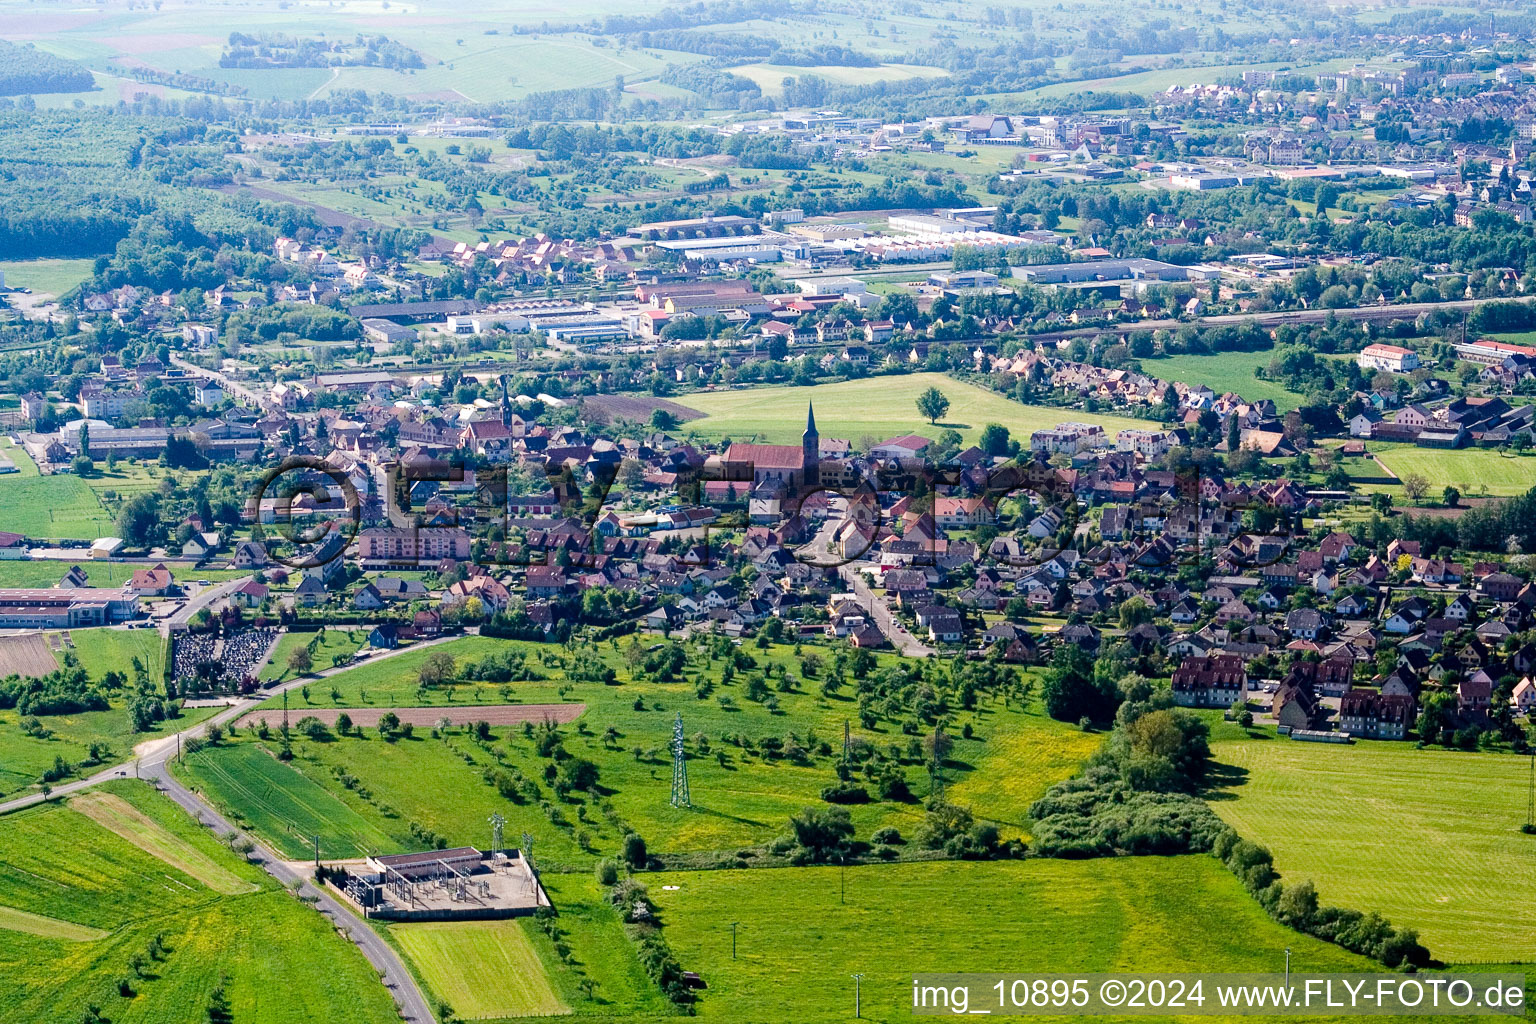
xmin=1210 ymin=737 xmax=1536 ymax=962
xmin=176 ymin=636 xmax=1094 ymax=867
xmin=1368 ymin=443 xmax=1536 ymax=498
xmin=0 ymin=781 xmax=400 ymax=1024
xmin=1141 ymin=352 xmax=1308 ymax=410
xmin=677 ymin=372 xmax=1153 ymax=447
xmin=649 ymin=856 xmax=1388 ymax=1024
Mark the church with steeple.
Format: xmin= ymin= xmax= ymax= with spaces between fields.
xmin=802 ymin=401 xmax=819 ymax=487
xmin=719 ymin=401 xmax=821 ymax=491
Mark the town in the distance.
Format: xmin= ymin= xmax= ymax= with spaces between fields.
xmin=1 ymin=2 xmax=1536 ymax=1024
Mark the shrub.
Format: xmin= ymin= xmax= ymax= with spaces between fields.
xmin=819 ymin=782 xmax=869 ymax=804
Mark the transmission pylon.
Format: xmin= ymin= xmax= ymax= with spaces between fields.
xmin=670 ymin=712 xmax=691 ymax=808
xmin=489 ymin=813 xmax=505 ymax=855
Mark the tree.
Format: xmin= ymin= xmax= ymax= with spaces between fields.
xmin=418 ymin=651 xmax=457 ymax=687
xmin=978 ymin=423 xmax=1010 ymax=457
xmin=287 ymin=646 xmax=313 ymax=676
xmin=336 ymin=712 xmax=353 ymax=735
xmin=116 ymin=492 xmax=162 ymax=548
xmin=1118 ymin=597 xmax=1152 ymax=629
xmin=915 ymin=386 xmax=950 ymax=425
xmin=1403 ymin=473 xmax=1429 ymax=502
xmin=1442 ymin=485 xmax=1461 ymax=507
xmin=71 ymin=454 xmax=93 ymax=477
xmin=650 ymin=408 xmax=677 ymax=432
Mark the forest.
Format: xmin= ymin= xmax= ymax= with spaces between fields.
xmin=0 ymin=40 xmax=93 ymax=97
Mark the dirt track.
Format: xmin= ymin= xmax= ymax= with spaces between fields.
xmin=236 ymin=702 xmax=585 ymax=730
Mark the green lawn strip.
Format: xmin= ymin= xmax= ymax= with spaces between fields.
xmin=0 ymin=903 xmax=108 ymax=942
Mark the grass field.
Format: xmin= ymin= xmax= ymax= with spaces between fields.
xmin=0 ymin=438 xmax=114 ymax=540
xmin=184 ymin=637 xmax=1093 ymax=870
xmin=1368 ymin=443 xmax=1536 ymax=497
xmin=393 ymin=921 xmax=569 ymax=1019
xmin=258 ymin=628 xmax=367 ymax=683
xmin=0 ymin=258 xmax=96 ymax=297
xmin=651 ymin=856 xmax=1384 ymax=1023
xmin=1141 ymin=352 xmax=1306 ymax=410
xmin=0 ymin=561 xmax=248 ymax=588
xmin=0 ymin=780 xmax=401 ymax=1024
xmin=0 ymin=475 xmax=113 ymax=540
xmin=64 ymin=626 xmax=166 ymax=681
xmin=677 ymin=373 xmax=1153 ymax=447
xmin=1210 ymin=737 xmax=1536 ymax=962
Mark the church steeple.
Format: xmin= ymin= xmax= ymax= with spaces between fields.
xmin=802 ymin=401 xmax=819 ymax=487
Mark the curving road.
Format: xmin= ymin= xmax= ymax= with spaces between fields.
xmin=0 ymin=631 xmax=474 ymax=1023
xmin=142 ymin=744 xmax=434 ymax=1023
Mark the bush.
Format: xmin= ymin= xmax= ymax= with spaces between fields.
xmin=819 ymin=782 xmax=870 ymax=804
xmin=595 ymin=858 xmax=619 ymax=886
xmin=621 ymin=831 xmax=648 ymax=870
xmin=871 ymin=826 xmax=904 ymax=845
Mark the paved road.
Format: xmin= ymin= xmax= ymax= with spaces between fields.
xmin=142 ymin=747 xmax=434 ymax=1023
xmin=0 ymin=630 xmax=474 ymax=1021
xmin=838 ymin=562 xmax=935 ymax=657
xmin=169 ymin=355 xmax=264 ymax=407
xmin=163 ymin=576 xmax=252 ymax=635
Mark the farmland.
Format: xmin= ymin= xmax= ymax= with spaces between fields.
xmin=650 ymin=856 xmax=1385 ymax=1024
xmin=176 ymin=740 xmax=402 ymax=861
xmin=0 ymin=633 xmax=60 ymax=678
xmin=180 ymin=636 xmax=1093 ymax=867
xmin=1140 ymin=351 xmax=1308 ymax=410
xmin=1368 ymin=443 xmax=1536 ymax=498
xmin=0 ymin=780 xmax=401 ymax=1024
xmin=392 ymin=921 xmax=569 ymax=1019
xmin=677 ymin=373 xmax=1153 ymax=447
xmin=1209 ymin=737 xmax=1536 ymax=962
